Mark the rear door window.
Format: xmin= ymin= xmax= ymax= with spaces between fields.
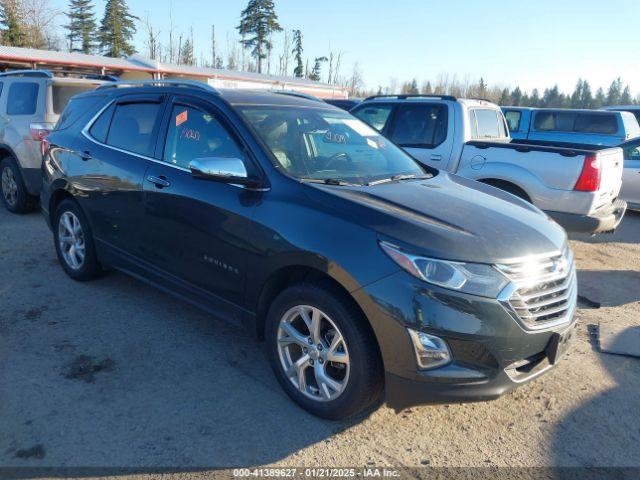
xmin=163 ymin=104 xmax=246 ymax=169
xmin=106 ymin=102 xmax=162 ymax=157
xmin=352 ymin=105 xmax=393 ymax=132
xmin=389 ymin=103 xmax=448 ymax=147
xmin=7 ymin=82 xmax=39 ymax=115
xmin=472 ymin=109 xmax=504 ymax=139
xmin=504 ymin=110 xmax=521 ymax=132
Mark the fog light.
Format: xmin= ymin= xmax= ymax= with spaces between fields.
xmin=407 ymin=328 xmax=451 ymax=370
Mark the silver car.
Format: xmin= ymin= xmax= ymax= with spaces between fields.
xmin=621 ymin=138 xmax=640 ymax=209
xmin=0 ymin=70 xmax=102 ymax=213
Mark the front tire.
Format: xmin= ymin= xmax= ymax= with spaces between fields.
xmin=53 ymin=198 xmax=102 ymax=281
xmin=266 ymin=283 xmax=383 ymax=420
xmin=1 ymin=156 xmax=37 ymax=214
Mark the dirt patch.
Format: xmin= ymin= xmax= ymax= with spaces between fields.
xmin=14 ymin=444 xmax=46 ymax=459
xmin=64 ymin=355 xmax=116 ymax=383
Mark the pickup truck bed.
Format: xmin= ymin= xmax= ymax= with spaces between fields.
xmin=459 ymin=140 xmax=626 ymax=233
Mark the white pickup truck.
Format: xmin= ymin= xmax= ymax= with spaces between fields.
xmin=351 ymin=95 xmax=627 ymax=234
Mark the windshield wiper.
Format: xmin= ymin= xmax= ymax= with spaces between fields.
xmin=367 ymin=173 xmax=432 ymax=186
xmin=299 ymin=177 xmax=359 ymax=186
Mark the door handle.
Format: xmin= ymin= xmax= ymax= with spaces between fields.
xmin=430 ymin=154 xmax=442 ymax=161
xmin=147 ymin=175 xmax=171 ymax=188
xmin=79 ymin=150 xmax=92 ymax=161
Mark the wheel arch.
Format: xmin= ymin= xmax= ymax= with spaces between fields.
xmin=254 ymin=264 xmax=371 ymax=343
xmin=476 ymin=177 xmax=532 ymax=203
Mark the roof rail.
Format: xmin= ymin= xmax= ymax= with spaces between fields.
xmin=466 ymin=97 xmax=493 ymax=103
xmin=363 ymin=94 xmax=457 ymax=102
xmin=0 ymin=69 xmax=54 ymax=78
xmin=270 ymin=89 xmax=323 ymax=102
xmin=97 ymin=79 xmax=220 ymax=94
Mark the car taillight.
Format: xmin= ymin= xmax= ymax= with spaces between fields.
xmin=29 ymin=123 xmax=53 ymax=142
xmin=574 ymin=155 xmax=601 ymax=192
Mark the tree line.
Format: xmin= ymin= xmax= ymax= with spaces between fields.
xmin=393 ymin=76 xmax=639 ymax=107
xmin=0 ymin=0 xmax=637 ymax=105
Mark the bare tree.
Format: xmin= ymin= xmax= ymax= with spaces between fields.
xmin=22 ymin=0 xmax=61 ymax=49
xmin=142 ymin=13 xmax=161 ymax=60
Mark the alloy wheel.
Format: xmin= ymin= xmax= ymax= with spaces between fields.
xmin=1 ymin=166 xmax=18 ymax=207
xmin=277 ymin=305 xmax=350 ymax=402
xmin=58 ymin=211 xmax=86 ymax=270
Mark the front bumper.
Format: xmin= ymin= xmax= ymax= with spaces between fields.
xmin=352 ymin=270 xmax=578 ymax=411
xmin=546 ymin=198 xmax=627 ymax=234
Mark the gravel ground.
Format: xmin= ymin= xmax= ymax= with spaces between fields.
xmin=0 ymin=206 xmax=639 ymax=473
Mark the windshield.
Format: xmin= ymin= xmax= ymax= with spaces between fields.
xmin=240 ymin=106 xmax=425 ymax=185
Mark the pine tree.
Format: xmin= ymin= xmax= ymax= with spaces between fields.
xmin=180 ymin=36 xmax=194 ymax=65
xmin=594 ymin=88 xmax=606 ymax=108
xmin=509 ymin=86 xmax=522 ymax=106
xmin=530 ymin=88 xmax=541 ymax=107
xmin=292 ymin=29 xmax=303 ymax=78
xmin=0 ymin=0 xmax=26 ymax=47
xmin=237 ymin=0 xmax=282 ymax=74
xmin=99 ymin=0 xmax=137 ymax=57
xmin=308 ymin=56 xmax=327 ymax=81
xmin=606 ymin=78 xmax=623 ymax=106
xmin=66 ymin=0 xmax=97 ymax=53
xmin=620 ymin=85 xmax=633 ymax=105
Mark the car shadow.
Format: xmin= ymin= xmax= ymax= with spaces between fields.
xmin=577 ymin=269 xmax=640 ymax=307
xmin=551 ymin=326 xmax=640 ymax=468
xmin=1 ymin=266 xmax=372 ymax=473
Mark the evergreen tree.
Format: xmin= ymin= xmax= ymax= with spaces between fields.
xmin=0 ymin=0 xmax=26 ymax=47
xmin=509 ymin=86 xmax=522 ymax=106
xmin=407 ymin=78 xmax=419 ymax=94
xmin=308 ymin=56 xmax=327 ymax=81
xmin=606 ymin=78 xmax=623 ymax=106
xmin=478 ymin=77 xmax=487 ymax=98
xmin=291 ymin=29 xmax=303 ymax=78
xmin=530 ymin=88 xmax=541 ymax=107
xmin=180 ymin=36 xmax=194 ymax=65
xmin=620 ymin=85 xmax=633 ymax=105
xmin=66 ymin=0 xmax=97 ymax=53
xmin=594 ymin=87 xmax=606 ymax=108
xmin=421 ymin=81 xmax=433 ymax=95
xmin=237 ymin=0 xmax=282 ymax=74
xmin=99 ymin=0 xmax=137 ymax=57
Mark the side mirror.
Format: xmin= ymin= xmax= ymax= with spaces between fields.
xmin=188 ymin=157 xmax=261 ymax=188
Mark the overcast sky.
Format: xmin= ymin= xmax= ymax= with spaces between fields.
xmin=51 ymin=0 xmax=640 ymax=95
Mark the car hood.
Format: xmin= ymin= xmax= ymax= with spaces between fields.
xmin=307 ymin=172 xmax=567 ymax=264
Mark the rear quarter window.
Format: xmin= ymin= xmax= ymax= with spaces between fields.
xmin=52 ymin=84 xmax=100 ymax=114
xmin=7 ymin=82 xmax=39 ymax=115
xmin=55 ymin=95 xmax=105 ymax=131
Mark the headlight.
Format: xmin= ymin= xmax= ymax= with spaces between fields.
xmin=380 ymin=241 xmax=509 ymax=298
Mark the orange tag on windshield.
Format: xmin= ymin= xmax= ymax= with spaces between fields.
xmin=176 ymin=110 xmax=188 ymax=126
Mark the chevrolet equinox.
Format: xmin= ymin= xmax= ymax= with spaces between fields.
xmin=41 ymin=81 xmax=577 ymax=419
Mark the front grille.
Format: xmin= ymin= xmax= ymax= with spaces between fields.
xmin=496 ymin=249 xmax=576 ymax=329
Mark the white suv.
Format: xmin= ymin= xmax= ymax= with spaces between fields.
xmin=0 ymin=70 xmax=102 ymax=213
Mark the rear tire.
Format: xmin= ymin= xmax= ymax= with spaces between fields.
xmin=0 ymin=156 xmax=38 ymax=214
xmin=53 ymin=198 xmax=102 ymax=281
xmin=266 ymin=282 xmax=383 ymax=420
